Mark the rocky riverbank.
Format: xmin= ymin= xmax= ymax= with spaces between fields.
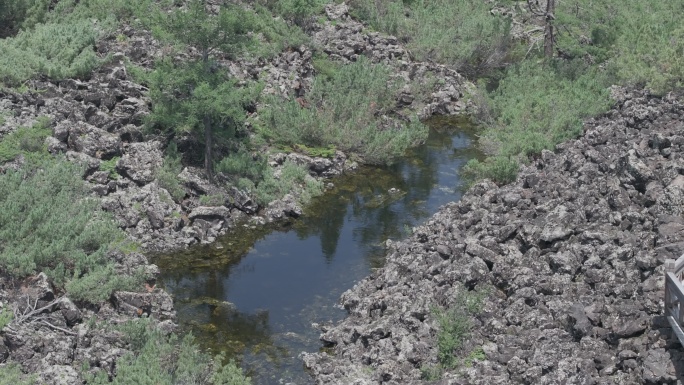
xmin=0 ymin=3 xmax=472 ymax=254
xmin=0 ymin=3 xmax=476 ymax=383
xmin=303 ymin=88 xmax=684 ymax=384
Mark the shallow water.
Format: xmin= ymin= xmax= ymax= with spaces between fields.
xmin=154 ymin=116 xmax=483 ymax=384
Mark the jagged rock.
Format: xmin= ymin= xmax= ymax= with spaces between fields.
xmin=65 ymin=151 xmax=101 ymax=175
xmin=113 ymin=291 xmax=175 ymax=320
xmin=117 ymin=141 xmax=162 ymax=184
xmin=66 ymin=122 xmax=121 ymax=159
xmin=304 ymin=88 xmax=684 ymax=384
xmin=228 ymin=187 xmax=258 ymax=214
xmin=188 ymin=206 xmax=231 ymax=222
xmin=40 ymin=365 xmax=79 ymax=385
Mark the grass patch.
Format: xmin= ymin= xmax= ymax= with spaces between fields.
xmin=257 ymin=56 xmax=427 ymax=165
xmin=0 ymin=363 xmax=34 ymax=385
xmin=347 ymin=0 xmax=521 ymax=78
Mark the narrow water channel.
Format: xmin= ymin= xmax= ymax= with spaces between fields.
xmin=154 ymin=117 xmax=483 ymax=384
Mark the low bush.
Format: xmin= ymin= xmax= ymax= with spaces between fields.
xmin=0 ymin=19 xmax=102 ymax=87
xmin=0 ymin=307 xmax=13 ymax=331
xmin=465 ymin=60 xmax=612 ymax=184
xmin=258 ymin=56 xmax=427 ymax=165
xmin=99 ymin=156 xmax=120 ymax=179
xmin=253 ymin=160 xmax=323 ymax=206
xmin=156 ymin=143 xmax=186 ymax=202
xmin=0 ymin=117 xmax=52 ymax=163
xmin=0 ymin=363 xmax=34 ymax=385
xmin=0 ymin=159 xmax=139 ymax=303
xmin=421 ymin=287 xmax=487 ymax=379
xmin=215 ymin=150 xmax=267 ymax=181
xmin=87 ymin=320 xmax=251 ymax=385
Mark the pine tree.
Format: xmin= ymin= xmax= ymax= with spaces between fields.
xmin=148 ymin=0 xmax=258 ymax=180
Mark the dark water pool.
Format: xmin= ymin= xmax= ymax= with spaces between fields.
xmin=154 ymin=117 xmax=483 ymax=384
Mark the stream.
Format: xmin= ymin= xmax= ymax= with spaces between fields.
xmin=154 ymin=117 xmax=483 ymax=384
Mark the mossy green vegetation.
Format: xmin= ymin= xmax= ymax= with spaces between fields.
xmin=235 ymin=160 xmax=324 ymax=206
xmin=257 ymin=57 xmax=428 ymax=165
xmin=466 ymin=0 xmax=684 ymax=183
xmin=342 ymin=0 xmax=684 ymax=184
xmin=464 ymin=59 xmax=612 ymax=183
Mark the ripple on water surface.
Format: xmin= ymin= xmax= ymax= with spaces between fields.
xmin=153 ymin=116 xmax=484 ymax=384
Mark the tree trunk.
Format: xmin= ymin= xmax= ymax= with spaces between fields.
xmin=204 ymin=114 xmax=213 ymax=181
xmin=202 ymin=48 xmax=213 ymax=181
xmin=544 ymin=0 xmax=556 ymax=58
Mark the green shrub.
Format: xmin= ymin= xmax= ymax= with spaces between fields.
xmin=99 ymin=156 xmax=121 ymax=179
xmin=0 ymin=307 xmax=13 ymax=331
xmin=421 ymin=287 xmax=487 ymax=378
xmin=347 ymin=0 xmax=520 ymax=77
xmin=156 ymin=143 xmax=186 ymax=202
xmin=312 ymin=53 xmax=341 ymax=81
xmin=0 ymin=364 xmax=34 ymax=385
xmin=463 ymin=156 xmax=519 ymax=185
xmin=0 ymin=159 xmax=138 ymax=303
xmin=251 ymin=160 xmax=323 ymax=206
xmin=258 ymin=57 xmax=428 ymax=165
xmin=215 ymin=150 xmax=267 ymax=181
xmin=67 ymin=264 xmax=143 ymax=303
xmin=467 ymin=60 xmax=611 ymax=183
xmin=87 ymin=320 xmax=251 ymax=385
xmin=0 ymin=0 xmax=32 ymax=38
xmin=609 ymin=2 xmax=684 ymax=94
xmin=272 ymin=0 xmax=326 ymax=27
xmin=0 ymin=117 xmax=52 ymax=163
xmin=0 ymin=19 xmax=102 ymax=87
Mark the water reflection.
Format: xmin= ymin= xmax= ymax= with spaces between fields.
xmin=155 ymin=117 xmax=483 ymax=384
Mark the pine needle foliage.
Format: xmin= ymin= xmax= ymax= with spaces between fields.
xmin=464 ymin=60 xmax=611 ymax=184
xmin=0 ymin=117 xmax=52 ymax=163
xmin=0 ymin=19 xmax=102 ymax=87
xmin=258 ymin=56 xmax=428 ymax=165
xmin=0 ymin=364 xmax=34 ymax=385
xmin=87 ymin=320 xmax=251 ymax=385
xmin=0 ymin=160 xmax=138 ymax=303
xmin=147 ymin=0 xmax=264 ymax=178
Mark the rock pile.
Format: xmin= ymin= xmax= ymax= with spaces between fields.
xmin=0 ymin=254 xmax=174 ymax=385
xmin=303 ymin=89 xmax=684 ymax=384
